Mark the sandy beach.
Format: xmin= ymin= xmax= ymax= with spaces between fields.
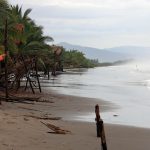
xmin=0 ymin=90 xmax=150 ymax=150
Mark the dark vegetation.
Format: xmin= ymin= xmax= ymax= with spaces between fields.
xmin=0 ymin=0 xmax=128 ymax=97
xmin=63 ymin=49 xmax=99 ymax=68
xmin=0 ymin=0 xmax=100 ymax=95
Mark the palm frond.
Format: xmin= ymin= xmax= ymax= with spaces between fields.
xmin=23 ymin=8 xmax=32 ymax=20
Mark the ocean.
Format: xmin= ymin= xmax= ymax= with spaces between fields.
xmin=42 ymin=61 xmax=150 ymax=128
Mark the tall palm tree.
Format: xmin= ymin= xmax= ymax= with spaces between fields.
xmin=9 ymin=5 xmax=53 ymax=55
xmin=0 ymin=0 xmax=10 ymax=98
xmin=7 ymin=5 xmax=54 ymax=91
xmin=0 ymin=2 xmax=55 ymax=93
xmin=0 ymin=0 xmax=9 ymax=43
xmin=0 ymin=0 xmax=9 ymax=18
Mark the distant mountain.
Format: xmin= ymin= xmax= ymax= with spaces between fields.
xmin=107 ymin=46 xmax=150 ymax=58
xmin=58 ymin=42 xmax=150 ymax=62
xmin=58 ymin=42 xmax=130 ymax=62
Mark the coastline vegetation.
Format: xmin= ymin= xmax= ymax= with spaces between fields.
xmin=62 ymin=49 xmax=132 ymax=68
xmin=0 ymin=0 xmax=99 ymax=94
xmin=62 ymin=49 xmax=99 ymax=68
xmin=0 ymin=0 xmax=128 ymax=95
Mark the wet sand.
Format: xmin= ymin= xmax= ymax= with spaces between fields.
xmin=0 ymin=90 xmax=150 ymax=150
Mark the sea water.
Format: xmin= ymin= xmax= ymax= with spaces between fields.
xmin=43 ymin=61 xmax=150 ymax=128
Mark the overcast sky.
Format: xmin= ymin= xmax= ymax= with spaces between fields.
xmin=8 ymin=0 xmax=150 ymax=48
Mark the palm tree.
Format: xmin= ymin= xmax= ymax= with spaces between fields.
xmin=7 ymin=5 xmax=54 ymax=91
xmin=0 ymin=0 xmax=9 ymax=44
xmin=0 ymin=0 xmax=10 ymax=99
xmin=0 ymin=2 xmax=55 ymax=93
xmin=8 ymin=5 xmax=53 ymax=55
xmin=0 ymin=0 xmax=9 ymax=18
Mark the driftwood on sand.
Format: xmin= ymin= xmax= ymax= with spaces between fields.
xmin=41 ymin=121 xmax=71 ymax=135
xmin=19 ymin=107 xmax=42 ymax=112
xmin=24 ymin=115 xmax=61 ymax=120
xmin=0 ymin=95 xmax=40 ymax=102
xmin=0 ymin=95 xmax=53 ymax=104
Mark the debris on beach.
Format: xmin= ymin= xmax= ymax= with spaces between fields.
xmin=41 ymin=121 xmax=71 ymax=135
xmin=24 ymin=118 xmax=29 ymax=121
xmin=24 ymin=115 xmax=61 ymax=120
xmin=113 ymin=114 xmax=118 ymax=117
xmin=19 ymin=106 xmax=42 ymax=112
xmin=38 ymin=99 xmax=54 ymax=103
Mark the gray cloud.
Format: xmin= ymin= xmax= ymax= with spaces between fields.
xmin=8 ymin=0 xmax=150 ymax=48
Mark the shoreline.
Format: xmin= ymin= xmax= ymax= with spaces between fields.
xmin=0 ymin=90 xmax=150 ymax=149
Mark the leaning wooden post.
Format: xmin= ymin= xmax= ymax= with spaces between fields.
xmin=95 ymin=104 xmax=107 ymax=150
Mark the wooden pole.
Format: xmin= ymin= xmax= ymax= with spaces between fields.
xmin=21 ymin=55 xmax=35 ymax=94
xmin=47 ymin=67 xmax=50 ymax=80
xmin=4 ymin=19 xmax=8 ymax=100
xmin=52 ymin=52 xmax=56 ymax=76
xmin=24 ymin=76 xmax=29 ymax=91
xmin=34 ymin=57 xmax=41 ymax=93
xmin=95 ymin=104 xmax=107 ymax=150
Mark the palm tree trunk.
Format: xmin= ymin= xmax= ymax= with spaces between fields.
xmin=35 ymin=58 xmax=41 ymax=93
xmin=4 ymin=19 xmax=8 ymax=100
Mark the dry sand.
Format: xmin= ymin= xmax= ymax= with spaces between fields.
xmin=0 ymin=90 xmax=150 ymax=150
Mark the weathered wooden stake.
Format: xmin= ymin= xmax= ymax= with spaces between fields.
xmin=95 ymin=104 xmax=107 ymax=150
